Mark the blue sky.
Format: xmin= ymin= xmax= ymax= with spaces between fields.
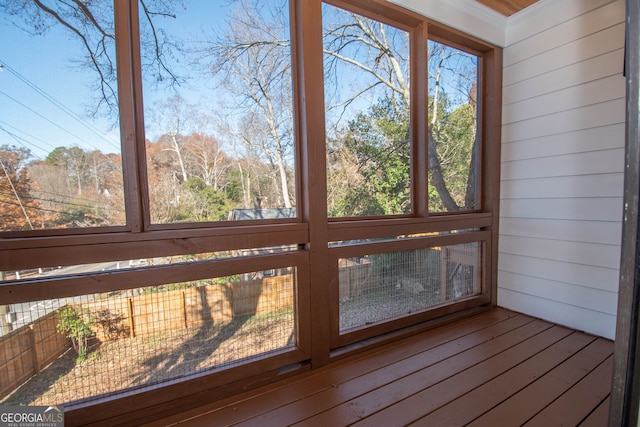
xmin=0 ymin=1 xmax=473 ymax=163
xmin=0 ymin=11 xmax=122 ymax=160
xmin=0 ymin=1 xmax=232 ymax=161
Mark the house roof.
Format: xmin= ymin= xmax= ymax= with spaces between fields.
xmin=228 ymin=208 xmax=297 ymax=221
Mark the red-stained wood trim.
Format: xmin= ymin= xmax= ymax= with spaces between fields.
xmin=413 ymin=21 xmax=429 ymax=218
xmin=0 ymin=224 xmax=308 ymax=271
xmin=328 ymin=213 xmax=492 ymax=241
xmin=328 ymin=231 xmax=490 ymax=347
xmin=0 ymin=251 xmax=307 ymax=304
xmin=330 ymin=229 xmax=489 ymax=258
xmin=122 ymin=0 xmax=146 ymax=233
xmin=482 ymin=46 xmax=503 ymax=306
xmin=292 ymin=0 xmax=331 ymax=369
xmin=324 ymin=0 xmax=424 ymax=31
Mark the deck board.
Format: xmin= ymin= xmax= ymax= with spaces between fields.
xmin=146 ymin=308 xmax=614 ymax=427
xmin=580 ymin=397 xmax=611 ymax=427
xmin=410 ymin=330 xmax=596 ymax=426
xmin=523 ymin=355 xmax=613 ymax=427
xmin=469 ymin=338 xmax=613 ymax=427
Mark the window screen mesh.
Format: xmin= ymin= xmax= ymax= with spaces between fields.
xmin=0 ymin=269 xmax=296 ymax=406
xmin=339 ymin=242 xmax=480 ymax=332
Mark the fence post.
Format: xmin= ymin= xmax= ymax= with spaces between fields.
xmin=127 ymin=298 xmax=135 ymax=338
xmin=27 ymin=325 xmax=40 ymax=374
xmin=181 ymin=291 xmax=188 ymax=329
xmin=0 ymin=305 xmax=12 ymax=336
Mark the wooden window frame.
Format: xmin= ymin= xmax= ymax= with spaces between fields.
xmin=0 ymin=0 xmax=502 ymax=424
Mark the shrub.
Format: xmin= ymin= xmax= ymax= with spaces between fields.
xmin=56 ymin=304 xmax=95 ymax=362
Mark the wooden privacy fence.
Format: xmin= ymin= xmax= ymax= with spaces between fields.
xmin=86 ymin=274 xmax=295 ymax=339
xmin=0 ymin=311 xmax=69 ymax=400
xmin=0 ymin=275 xmax=294 ymax=400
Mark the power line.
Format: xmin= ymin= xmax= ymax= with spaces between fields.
xmin=0 ymin=60 xmax=121 ymax=151
xmin=26 ymin=189 xmax=111 ymax=205
xmin=0 ymin=89 xmax=107 ymax=153
xmin=0 ymin=197 xmax=101 ymax=217
xmin=0 ymin=120 xmax=58 ymax=154
xmin=0 ymin=192 xmax=101 ymax=212
xmin=0 ymin=189 xmax=106 ymax=209
xmin=0 ymin=124 xmax=47 ymax=160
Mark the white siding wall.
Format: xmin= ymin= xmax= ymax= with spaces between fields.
xmin=499 ymin=0 xmax=625 ymax=339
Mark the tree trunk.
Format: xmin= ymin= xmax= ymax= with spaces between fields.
xmin=428 ymin=131 xmax=460 ymax=212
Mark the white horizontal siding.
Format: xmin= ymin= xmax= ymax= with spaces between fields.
xmin=503 ymin=23 xmax=624 ymax=87
xmin=499 ymin=0 xmax=624 ymax=339
xmin=504 ymin=0 xmax=624 ymax=66
xmin=503 ymin=75 xmax=625 ymax=124
xmin=501 ymin=149 xmax=625 ymax=180
xmin=499 ymin=271 xmax=618 ymax=315
xmin=502 ymin=124 xmax=625 ymax=162
xmin=501 ymin=174 xmax=624 ymax=199
xmin=500 ymin=218 xmax=622 ymax=246
xmin=499 ymin=253 xmax=619 ymax=292
xmin=500 ymin=198 xmax=623 ymax=223
xmin=502 ymin=98 xmax=625 ymax=143
xmin=505 ymin=0 xmax=617 ymax=47
xmin=503 ymin=48 xmax=624 ymax=106
xmin=498 ymin=288 xmax=617 ymax=339
xmin=499 ymin=235 xmax=621 ymax=270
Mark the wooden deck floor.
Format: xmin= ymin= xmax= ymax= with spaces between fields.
xmin=146 ymin=308 xmax=614 ymax=426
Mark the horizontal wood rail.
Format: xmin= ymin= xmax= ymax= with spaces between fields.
xmin=0 ymin=251 xmax=308 ymax=305
xmin=0 ymin=223 xmax=308 ymax=271
xmin=328 ymin=212 xmax=493 ymax=242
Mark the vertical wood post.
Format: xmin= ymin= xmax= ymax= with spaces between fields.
xmin=27 ymin=325 xmax=39 ymax=374
xmin=610 ymin=1 xmax=640 ymax=424
xmin=181 ymin=291 xmax=188 ymax=329
xmin=292 ymin=0 xmax=330 ymax=367
xmin=127 ymin=298 xmax=135 ymax=338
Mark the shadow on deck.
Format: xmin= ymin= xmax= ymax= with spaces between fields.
xmin=144 ymin=307 xmax=613 ymax=426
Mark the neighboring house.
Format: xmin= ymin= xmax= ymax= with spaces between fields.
xmin=228 ymin=208 xmax=297 ymax=221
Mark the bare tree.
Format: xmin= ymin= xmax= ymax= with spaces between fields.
xmin=207 ymin=1 xmax=476 ymax=213
xmin=184 ymin=132 xmax=229 ymax=190
xmin=1 ymin=0 xmax=183 ymax=119
xmin=208 ymin=0 xmax=295 ymax=209
xmin=428 ymin=41 xmax=478 ymax=211
xmin=323 ymin=5 xmax=479 ymax=212
xmin=151 ymin=96 xmax=193 ymax=184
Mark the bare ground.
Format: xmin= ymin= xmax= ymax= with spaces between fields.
xmin=2 ymin=286 xmax=447 ymax=407
xmin=2 ymin=313 xmax=294 ymax=406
